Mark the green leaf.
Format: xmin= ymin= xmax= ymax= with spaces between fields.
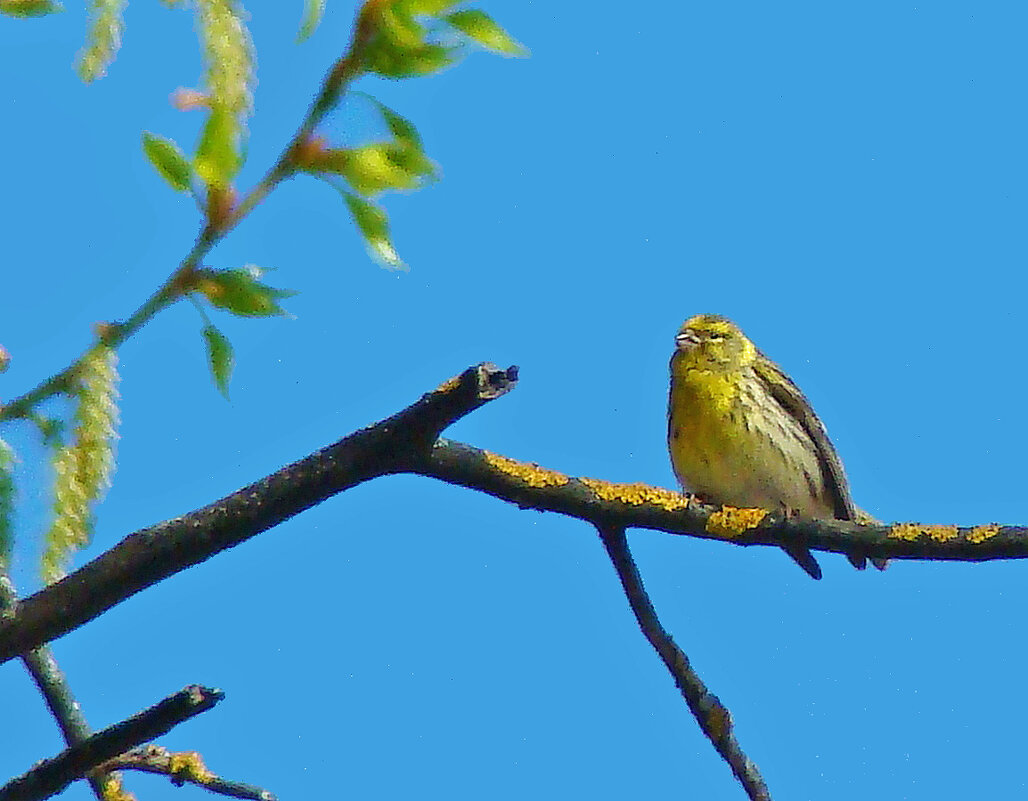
xmin=340 ymin=144 xmax=420 ymax=195
xmin=364 ymin=40 xmax=456 ymax=79
xmin=0 ymin=0 xmax=61 ymax=17
xmin=376 ymin=4 xmax=425 ymax=49
xmin=194 ymin=106 xmax=241 ymax=188
xmin=341 ymin=192 xmax=406 ymax=271
xmin=445 ymin=9 xmax=528 ymax=57
xmin=383 ymin=144 xmax=437 ymax=182
xmin=198 ymin=267 xmax=295 ymax=317
xmin=202 ymin=325 xmax=234 ymax=398
xmin=397 ymin=0 xmax=460 ymax=15
xmin=296 ymin=0 xmax=324 ymax=43
xmin=374 ymin=102 xmax=422 ymax=149
xmin=142 ymin=132 xmax=193 ymax=192
xmin=300 ymin=100 xmax=435 ymax=193
xmin=343 ymin=192 xmax=389 ymax=241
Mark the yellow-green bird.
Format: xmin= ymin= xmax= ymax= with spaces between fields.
xmin=667 ymin=313 xmax=884 ymax=579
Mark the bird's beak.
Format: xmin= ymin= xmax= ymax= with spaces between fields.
xmin=675 ymin=330 xmax=699 ymax=351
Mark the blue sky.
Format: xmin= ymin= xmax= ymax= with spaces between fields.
xmin=2 ymin=1 xmax=1028 ymax=799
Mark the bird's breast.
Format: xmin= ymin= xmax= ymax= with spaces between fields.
xmin=668 ymin=368 xmax=833 ymax=517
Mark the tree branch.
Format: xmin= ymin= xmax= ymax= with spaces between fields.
xmin=419 ymin=438 xmax=1028 ymax=562
xmin=0 ymin=13 xmax=374 ymax=425
xmin=0 ymin=685 xmax=224 ymax=801
xmin=3 ymin=361 xmax=1026 ymax=800
xmin=596 ymin=524 xmax=771 ymax=801
xmin=0 ymin=363 xmax=519 ymax=664
xmin=96 ymin=745 xmax=275 ymax=801
xmin=2 ymin=362 xmax=1026 ymax=667
xmin=0 ymin=575 xmax=122 ymax=801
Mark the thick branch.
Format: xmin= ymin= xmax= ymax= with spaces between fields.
xmin=3 ymin=363 xmax=1027 ymax=667
xmin=419 ymin=438 xmax=1028 ymax=562
xmin=0 ymin=685 xmax=224 ymax=801
xmin=0 ymin=364 xmax=518 ymax=665
xmin=2 ymin=360 xmax=1025 ymax=800
xmin=597 ymin=525 xmax=771 ymax=801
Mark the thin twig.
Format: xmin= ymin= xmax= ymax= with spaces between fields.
xmin=0 ymin=575 xmax=121 ymax=801
xmin=0 ymin=685 xmax=224 ymax=801
xmin=596 ymin=524 xmax=771 ymax=801
xmin=97 ymin=745 xmax=275 ymax=801
xmin=0 ymin=12 xmax=374 ymax=425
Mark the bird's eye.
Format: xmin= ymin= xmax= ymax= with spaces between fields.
xmin=708 ymin=332 xmax=726 ymax=341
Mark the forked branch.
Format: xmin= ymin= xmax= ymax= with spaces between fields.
xmin=2 ymin=362 xmax=1026 ymax=800
xmin=0 ymin=685 xmax=224 ymax=801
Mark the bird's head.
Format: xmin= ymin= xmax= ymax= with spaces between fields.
xmin=672 ymin=314 xmax=757 ymax=373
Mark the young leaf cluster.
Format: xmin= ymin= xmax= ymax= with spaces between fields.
xmin=0 ymin=0 xmax=525 ymax=573
xmin=289 ymin=2 xmax=524 ymax=270
xmin=360 ymin=0 xmax=526 ymax=79
xmin=137 ymin=0 xmax=255 ymax=206
xmin=297 ymin=99 xmax=438 ymax=270
xmin=192 ymin=266 xmax=294 ymax=397
xmin=196 ymin=266 xmax=295 ymax=318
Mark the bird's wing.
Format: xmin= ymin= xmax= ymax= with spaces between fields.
xmin=751 ymin=355 xmax=856 ymax=522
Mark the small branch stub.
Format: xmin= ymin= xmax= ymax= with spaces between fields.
xmin=476 ymin=363 xmax=518 ymax=400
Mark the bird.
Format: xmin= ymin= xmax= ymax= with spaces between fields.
xmin=667 ymin=313 xmax=885 ymax=579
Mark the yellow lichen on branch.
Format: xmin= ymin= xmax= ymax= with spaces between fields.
xmin=483 ymin=452 xmax=569 ymax=489
xmin=168 ymin=751 xmax=216 ymax=784
xmin=580 ymin=479 xmax=690 ymax=512
xmin=435 ymin=374 xmax=462 ymax=394
xmin=967 ymin=524 xmax=1000 ymax=544
xmin=926 ymin=525 xmax=960 ymax=542
xmin=890 ymin=523 xmax=997 ymax=545
xmin=97 ymin=772 xmax=132 ymax=801
xmin=889 ymin=523 xmax=925 ymax=542
xmin=706 ymin=506 xmax=768 ymax=540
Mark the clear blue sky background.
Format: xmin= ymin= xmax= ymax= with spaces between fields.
xmin=3 ymin=2 xmax=1027 ymax=799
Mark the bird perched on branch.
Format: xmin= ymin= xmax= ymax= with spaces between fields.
xmin=667 ymin=313 xmax=885 ymax=579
